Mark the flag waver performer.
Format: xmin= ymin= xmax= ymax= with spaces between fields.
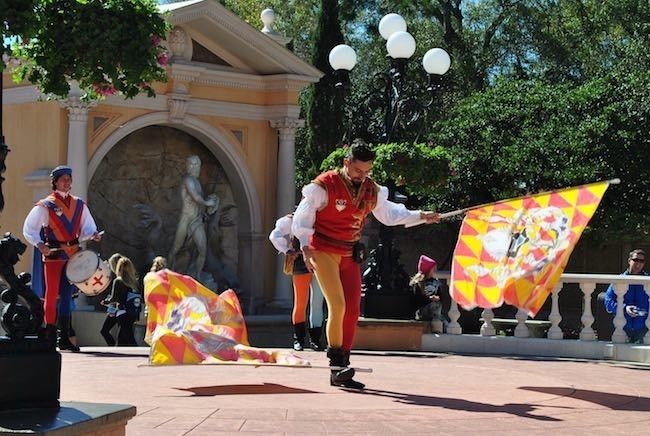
xmin=269 ymin=213 xmax=326 ymax=351
xmin=293 ymin=139 xmax=440 ymax=389
xmin=23 ymin=165 xmax=102 ymax=350
xmin=450 ymin=180 xmax=614 ymax=316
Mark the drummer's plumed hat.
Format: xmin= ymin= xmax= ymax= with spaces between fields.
xmin=50 ymin=165 xmax=72 ymax=181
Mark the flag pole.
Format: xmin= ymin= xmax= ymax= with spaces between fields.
xmin=405 ymin=178 xmax=620 ymax=228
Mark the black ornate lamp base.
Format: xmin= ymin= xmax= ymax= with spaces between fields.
xmin=0 ymin=336 xmax=61 ymax=410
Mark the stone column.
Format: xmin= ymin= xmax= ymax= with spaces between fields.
xmin=59 ymin=82 xmax=97 ymax=201
xmin=269 ymin=118 xmax=304 ymax=308
xmin=238 ymin=231 xmax=266 ymax=314
xmin=59 ymin=82 xmax=97 ymax=310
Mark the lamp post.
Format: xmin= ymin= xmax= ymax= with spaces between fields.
xmin=1 ymin=39 xmax=10 ymax=212
xmin=328 ymin=13 xmax=451 ymax=319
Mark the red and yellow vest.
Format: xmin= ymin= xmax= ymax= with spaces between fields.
xmin=310 ymin=169 xmax=379 ymax=255
xmin=37 ymin=192 xmax=84 ymax=260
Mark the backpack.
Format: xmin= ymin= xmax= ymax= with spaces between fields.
xmin=125 ymin=291 xmax=143 ymax=318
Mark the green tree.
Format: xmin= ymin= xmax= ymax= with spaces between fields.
xmin=302 ymin=0 xmax=346 ymax=179
xmin=428 ymin=58 xmax=649 ymax=240
xmin=321 ymin=142 xmax=450 ymax=204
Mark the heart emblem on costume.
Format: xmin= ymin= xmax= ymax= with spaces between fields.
xmin=335 ymin=199 xmax=346 ymax=212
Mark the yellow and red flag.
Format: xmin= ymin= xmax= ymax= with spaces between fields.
xmin=450 ymin=180 xmax=612 ymax=316
xmin=144 ymin=269 xmax=309 ymax=366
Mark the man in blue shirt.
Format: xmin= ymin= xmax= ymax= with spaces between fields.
xmin=604 ymin=249 xmax=648 ymax=343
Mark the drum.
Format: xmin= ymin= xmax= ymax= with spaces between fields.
xmin=66 ymin=250 xmax=111 ymax=296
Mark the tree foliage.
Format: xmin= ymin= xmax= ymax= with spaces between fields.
xmin=428 ymin=51 xmax=649 ymax=239
xmin=1 ymin=0 xmax=39 ymax=37
xmin=4 ymin=0 xmax=169 ymax=99
xmin=303 ymin=0 xmax=346 ymax=178
xmin=321 ymin=142 xmax=450 ymax=202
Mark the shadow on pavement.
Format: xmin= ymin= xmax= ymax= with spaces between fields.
xmin=520 ymin=387 xmax=650 ymax=411
xmin=351 ymin=351 xmax=447 ymax=359
xmin=345 ymin=388 xmax=566 ymax=421
xmin=172 ymin=383 xmax=320 ymax=396
xmin=79 ymin=350 xmax=149 ymax=358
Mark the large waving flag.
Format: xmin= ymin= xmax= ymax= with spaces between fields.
xmin=144 ymin=269 xmax=309 ymax=366
xmin=450 ymin=180 xmax=613 ymax=316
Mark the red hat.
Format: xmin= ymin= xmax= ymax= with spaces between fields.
xmin=418 ymin=255 xmax=437 ymax=275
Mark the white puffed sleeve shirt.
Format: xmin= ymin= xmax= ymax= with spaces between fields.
xmin=292 ymin=183 xmax=422 ymax=248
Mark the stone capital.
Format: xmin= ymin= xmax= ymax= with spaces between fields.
xmin=60 ymin=98 xmax=98 ymax=122
xmin=269 ymin=118 xmax=304 ymax=131
xmin=168 ymin=93 xmax=192 ymax=122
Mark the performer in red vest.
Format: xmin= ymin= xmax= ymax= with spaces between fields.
xmin=23 ymin=165 xmax=102 ymax=351
xmin=292 ymin=140 xmax=440 ymax=389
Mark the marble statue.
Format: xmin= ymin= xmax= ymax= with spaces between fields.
xmin=168 ymin=155 xmax=219 ymax=278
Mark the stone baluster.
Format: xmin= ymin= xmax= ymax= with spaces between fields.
xmin=514 ymin=308 xmax=530 ymax=338
xmin=447 ymin=300 xmax=462 ymax=335
xmin=547 ymin=283 xmax=563 ymax=339
xmin=579 ymin=282 xmax=596 ymax=341
xmin=480 ymin=308 xmax=495 ymax=336
xmin=270 ymin=118 xmax=304 ymax=308
xmin=611 ymin=283 xmax=628 ymax=343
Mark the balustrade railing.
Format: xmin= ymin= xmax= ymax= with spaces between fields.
xmin=435 ymin=272 xmax=650 ymax=345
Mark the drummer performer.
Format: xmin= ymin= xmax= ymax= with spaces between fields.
xmin=23 ymin=165 xmax=102 ymax=350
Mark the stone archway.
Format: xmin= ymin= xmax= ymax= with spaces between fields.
xmin=89 ymin=125 xmax=237 ymax=285
xmin=87 ymin=114 xmax=264 ymax=311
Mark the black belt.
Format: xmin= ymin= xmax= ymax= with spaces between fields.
xmin=48 ymin=238 xmax=79 ymax=248
xmin=314 ymin=232 xmax=356 ymax=248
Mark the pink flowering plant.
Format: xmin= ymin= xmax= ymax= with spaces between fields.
xmin=7 ymin=0 xmax=170 ymax=100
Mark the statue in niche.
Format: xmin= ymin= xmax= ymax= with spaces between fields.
xmin=168 ymin=155 xmax=219 ymax=280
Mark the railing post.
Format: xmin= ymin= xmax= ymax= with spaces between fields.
xmin=611 ymin=283 xmax=628 ymax=343
xmin=447 ymin=300 xmax=462 ymax=335
xmin=480 ymin=308 xmax=495 ymax=336
xmin=548 ymin=283 xmax=563 ymax=339
xmin=579 ymin=282 xmax=596 ymax=341
xmin=514 ymin=308 xmax=530 ymax=338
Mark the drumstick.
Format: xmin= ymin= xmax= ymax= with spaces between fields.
xmin=79 ymin=230 xmax=105 ymax=243
xmin=45 ymin=230 xmax=105 ymax=251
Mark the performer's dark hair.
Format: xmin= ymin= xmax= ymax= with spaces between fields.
xmin=346 ymin=139 xmax=376 ymax=162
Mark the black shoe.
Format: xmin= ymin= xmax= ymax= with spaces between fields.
xmin=292 ymin=322 xmax=306 ymax=351
xmin=330 ymin=366 xmax=355 ymax=384
xmin=330 ymin=349 xmax=364 ymax=389
xmin=308 ymin=327 xmax=324 ymax=351
xmin=58 ymin=338 xmax=80 ymax=352
xmin=331 ymin=377 xmax=365 ymax=390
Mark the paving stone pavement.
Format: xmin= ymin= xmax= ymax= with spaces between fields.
xmin=61 ymin=347 xmax=650 ymax=435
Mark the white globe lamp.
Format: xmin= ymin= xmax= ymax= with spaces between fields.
xmin=329 ymin=44 xmax=358 ymax=71
xmin=422 ymin=48 xmax=451 ymax=75
xmin=378 ymin=13 xmax=407 ymax=40
xmin=386 ymin=31 xmax=416 ymax=59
